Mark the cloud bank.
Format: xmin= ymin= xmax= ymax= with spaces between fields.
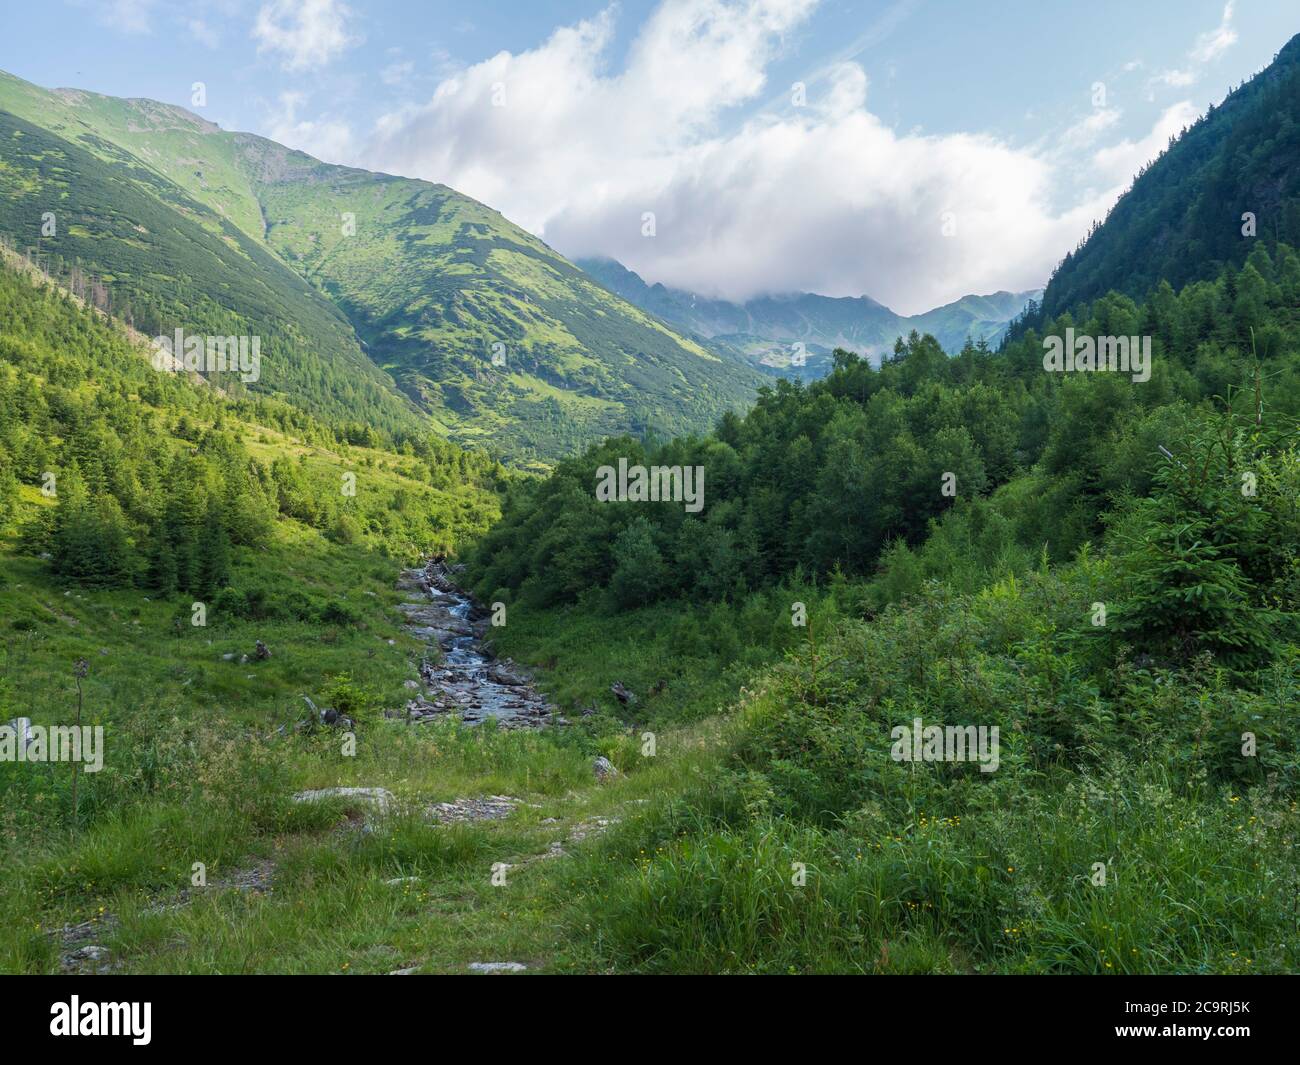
xmin=269 ymin=0 xmax=1227 ymax=313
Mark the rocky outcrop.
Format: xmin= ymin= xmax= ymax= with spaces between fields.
xmin=487 ymin=660 xmax=531 ymax=686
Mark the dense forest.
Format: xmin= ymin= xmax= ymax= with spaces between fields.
xmin=1021 ymin=32 xmax=1300 ymax=330
xmin=472 ymin=240 xmax=1300 ymax=636
xmin=0 ymin=253 xmax=504 ymax=599
xmin=456 ymin=241 xmax=1300 ymax=973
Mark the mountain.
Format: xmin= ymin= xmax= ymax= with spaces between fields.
xmin=0 ymin=70 xmax=765 ymax=466
xmin=577 ymin=256 xmax=1040 ymax=379
xmin=0 ymin=101 xmax=426 ymax=442
xmin=1024 ymin=32 xmax=1300 ymax=328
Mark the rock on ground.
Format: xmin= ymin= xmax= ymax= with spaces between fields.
xmin=61 ymin=944 xmax=115 ymax=973
xmin=427 ymin=795 xmax=523 ymax=824
xmin=292 ymin=787 xmax=395 ymax=814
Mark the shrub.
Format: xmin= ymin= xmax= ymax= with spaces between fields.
xmin=320 ymin=672 xmax=376 ymax=723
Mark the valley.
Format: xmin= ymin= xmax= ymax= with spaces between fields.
xmin=1 ymin=9 xmax=1298 ymax=986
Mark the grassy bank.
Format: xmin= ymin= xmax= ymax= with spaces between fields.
xmin=4 ymin=537 xmax=1296 ymax=973
xmin=495 ymin=567 xmax=1299 ymax=974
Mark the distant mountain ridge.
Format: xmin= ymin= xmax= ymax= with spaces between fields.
xmin=0 ymin=70 xmax=766 ymax=466
xmin=577 ymin=256 xmax=1040 ymax=378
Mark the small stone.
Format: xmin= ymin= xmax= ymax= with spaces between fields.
xmin=593 ymin=756 xmax=620 ymax=782
xmin=467 ymin=962 xmax=526 ymax=974
xmin=61 ymin=944 xmax=113 ymax=972
xmin=292 ymin=787 xmax=395 ymax=814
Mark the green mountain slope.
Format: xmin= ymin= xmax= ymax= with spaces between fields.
xmin=0 ymin=71 xmax=765 ymax=465
xmin=0 ymin=244 xmax=502 ymax=570
xmin=0 ymin=102 xmax=425 ymax=442
xmin=577 ymin=255 xmax=1039 ymax=378
xmin=1023 ymin=31 xmax=1300 ymax=328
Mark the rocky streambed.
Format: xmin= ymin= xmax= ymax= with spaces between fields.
xmin=395 ymin=560 xmax=561 ymax=729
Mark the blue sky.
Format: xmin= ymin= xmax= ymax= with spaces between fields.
xmin=2 ymin=1 xmax=1296 ymax=311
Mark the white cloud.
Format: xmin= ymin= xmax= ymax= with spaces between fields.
xmin=264 ymin=90 xmax=355 ymax=163
xmin=1061 ymin=107 xmax=1122 ymax=149
xmin=348 ymin=0 xmax=1123 ymax=312
xmin=1092 ymin=101 xmax=1199 ymax=186
xmin=1152 ymin=68 xmax=1196 ymax=89
xmin=1150 ymin=1 xmax=1237 ymax=94
xmin=253 ymin=0 xmax=359 ymax=72
xmin=1190 ymin=1 xmax=1238 ymax=63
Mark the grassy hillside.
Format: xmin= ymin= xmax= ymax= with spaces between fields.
xmin=0 ymin=245 xmax=504 ymax=584
xmin=5 ymin=32 xmax=1299 ymax=978
xmin=0 ymin=250 xmax=748 ymax=976
xmin=0 ymin=106 xmax=426 ymax=443
xmin=244 ymin=144 xmax=765 ymax=466
xmin=0 ymin=70 xmax=766 ymax=466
